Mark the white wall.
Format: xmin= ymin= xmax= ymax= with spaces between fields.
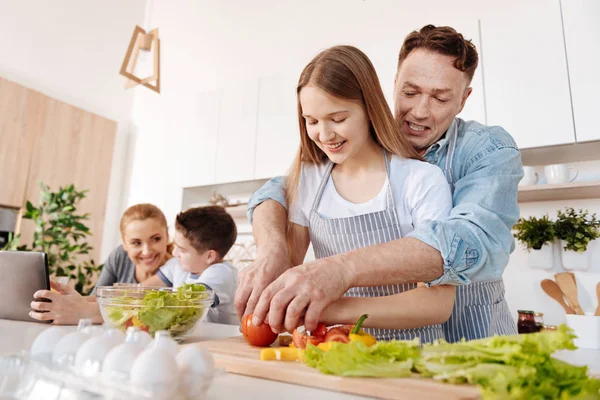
xmin=0 ymin=0 xmax=147 ymax=260
xmin=125 ymin=0 xmax=484 ymax=228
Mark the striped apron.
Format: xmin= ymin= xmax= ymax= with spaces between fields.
xmin=309 ymin=152 xmax=445 ymax=343
xmin=441 ymin=119 xmax=517 ymax=342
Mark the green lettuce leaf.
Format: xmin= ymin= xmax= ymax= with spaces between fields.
xmin=304 ymin=339 xmax=420 ymax=377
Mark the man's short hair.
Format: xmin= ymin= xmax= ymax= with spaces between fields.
xmin=398 ymin=24 xmax=479 ymax=83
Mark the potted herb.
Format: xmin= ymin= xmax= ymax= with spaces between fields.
xmin=554 ymin=207 xmax=600 ymax=271
xmin=513 ymin=215 xmax=555 ymax=269
xmin=2 ymin=183 xmax=103 ymax=294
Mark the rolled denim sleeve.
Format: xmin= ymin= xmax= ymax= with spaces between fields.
xmin=408 ymin=130 xmax=524 ymax=286
xmin=246 ymin=176 xmax=288 ymax=223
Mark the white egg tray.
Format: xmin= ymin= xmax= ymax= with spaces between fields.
xmin=0 ymin=352 xmax=216 ymax=400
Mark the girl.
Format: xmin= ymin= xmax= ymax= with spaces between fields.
xmin=286 ymin=45 xmax=454 ymax=343
xmin=29 ymin=203 xmax=172 ymax=325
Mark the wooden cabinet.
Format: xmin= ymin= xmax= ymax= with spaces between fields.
xmin=0 ymin=78 xmax=38 ymax=208
xmin=561 ymin=0 xmax=600 ymax=143
xmin=214 ymin=80 xmax=259 ymax=184
xmin=254 ymin=74 xmax=299 ymax=180
xmin=0 ymin=78 xmax=116 ymax=263
xmin=480 ymin=0 xmax=575 ymax=149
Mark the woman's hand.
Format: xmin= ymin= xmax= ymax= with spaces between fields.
xmin=30 ymin=281 xmax=102 ymax=325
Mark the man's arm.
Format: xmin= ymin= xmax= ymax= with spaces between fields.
xmin=235 ymin=177 xmax=292 ymax=319
xmin=342 ymin=143 xmax=522 ymax=288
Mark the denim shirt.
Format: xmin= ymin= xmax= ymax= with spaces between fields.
xmin=246 ymin=118 xmax=524 ymax=286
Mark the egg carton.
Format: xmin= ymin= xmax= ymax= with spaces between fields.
xmin=0 ymin=352 xmax=216 ymax=400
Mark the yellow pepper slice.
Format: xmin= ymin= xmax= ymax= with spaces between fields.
xmin=349 ymin=333 xmax=376 ymax=347
xmin=317 ymin=342 xmax=334 ymax=352
xmin=259 ymin=347 xmax=304 ymax=361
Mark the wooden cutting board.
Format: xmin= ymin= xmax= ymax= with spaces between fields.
xmin=187 ymin=336 xmax=480 ymax=400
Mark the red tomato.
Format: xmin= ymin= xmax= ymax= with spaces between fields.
xmin=292 ymin=323 xmax=328 ymax=349
xmin=241 ymin=314 xmax=278 ymax=347
xmin=324 ymin=327 xmax=351 ymax=344
xmin=124 ymin=317 xmax=133 ymax=329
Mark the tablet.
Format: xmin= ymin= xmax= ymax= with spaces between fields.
xmin=0 ymin=251 xmax=50 ymax=322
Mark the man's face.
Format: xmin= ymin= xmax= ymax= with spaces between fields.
xmin=394 ymin=49 xmax=472 ymax=152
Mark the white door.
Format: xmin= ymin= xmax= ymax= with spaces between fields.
xmin=254 ymin=74 xmax=299 ymax=180
xmin=562 ymin=0 xmax=600 ymax=143
xmin=214 ymin=80 xmax=260 ymax=184
xmin=480 ymin=0 xmax=575 ymax=149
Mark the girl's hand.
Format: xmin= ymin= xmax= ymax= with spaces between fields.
xmin=30 ymin=281 xmax=101 ymax=325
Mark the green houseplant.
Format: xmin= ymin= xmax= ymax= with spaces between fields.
xmin=554 ymin=208 xmax=600 ymax=252
xmin=513 ymin=215 xmax=555 ymax=250
xmin=2 ymin=183 xmax=103 ymax=294
xmin=513 ymin=215 xmax=556 ymax=270
xmin=554 ymin=207 xmax=599 ymax=271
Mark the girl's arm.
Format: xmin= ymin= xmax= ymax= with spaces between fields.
xmin=320 ymin=284 xmax=455 ymax=329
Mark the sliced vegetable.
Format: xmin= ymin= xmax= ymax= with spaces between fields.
xmin=260 ymin=347 xmax=304 ymax=362
xmin=292 ymin=323 xmax=327 ymax=349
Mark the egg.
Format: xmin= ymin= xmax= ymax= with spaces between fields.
xmin=30 ymin=326 xmax=68 ymax=362
xmin=101 ymin=327 xmax=148 ymax=381
xmin=176 ymin=346 xmax=215 ymax=398
xmin=74 ymin=328 xmax=125 ymax=376
xmin=52 ymin=325 xmax=103 ymax=367
xmin=130 ymin=347 xmax=179 ymax=397
xmin=133 ymin=329 xmax=153 ymax=348
xmin=151 ymin=330 xmax=178 ymax=356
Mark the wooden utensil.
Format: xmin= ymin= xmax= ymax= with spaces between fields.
xmin=595 ymin=282 xmax=600 ymax=316
xmin=554 ymin=273 xmax=585 ymax=315
xmin=541 ymin=279 xmax=575 ymax=314
xmin=188 ymin=337 xmax=480 ymax=400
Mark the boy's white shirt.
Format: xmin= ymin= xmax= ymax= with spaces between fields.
xmin=158 ymin=258 xmax=238 ymax=325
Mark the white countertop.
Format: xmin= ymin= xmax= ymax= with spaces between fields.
xmin=1 ymin=319 xmax=599 ymax=399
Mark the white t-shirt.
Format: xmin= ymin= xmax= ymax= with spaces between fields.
xmin=157 ymin=258 xmax=238 ymax=325
xmin=289 ymin=155 xmax=452 ymax=237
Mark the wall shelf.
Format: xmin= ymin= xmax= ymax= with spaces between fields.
xmin=518 ymin=181 xmax=600 ymax=203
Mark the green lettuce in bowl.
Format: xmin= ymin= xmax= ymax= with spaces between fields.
xmin=97 ymin=283 xmax=214 ymax=340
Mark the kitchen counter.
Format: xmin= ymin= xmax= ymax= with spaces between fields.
xmin=1 ymin=319 xmax=599 ymax=399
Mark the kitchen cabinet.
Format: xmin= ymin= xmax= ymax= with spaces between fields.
xmin=480 ymin=0 xmax=575 ymax=149
xmin=0 ymin=78 xmax=39 ymax=208
xmin=19 ymin=95 xmax=116 ymax=263
xmin=254 ymin=74 xmax=299 ymax=180
xmin=561 ymin=0 xmax=600 ymax=143
xmin=214 ymin=80 xmax=259 ymax=184
xmin=181 ymin=90 xmax=222 ymax=188
xmin=0 ymin=79 xmax=116 ymax=264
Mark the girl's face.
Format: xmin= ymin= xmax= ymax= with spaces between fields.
xmin=300 ymin=85 xmax=373 ymax=165
xmin=122 ymin=218 xmax=169 ymax=274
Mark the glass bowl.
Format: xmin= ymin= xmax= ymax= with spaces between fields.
xmin=96 ymin=285 xmax=214 ymax=341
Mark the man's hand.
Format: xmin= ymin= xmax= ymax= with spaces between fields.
xmin=234 ymin=245 xmax=291 ymax=320
xmin=252 ymin=256 xmax=353 ymax=333
xmin=30 ymin=280 xmax=101 ymax=325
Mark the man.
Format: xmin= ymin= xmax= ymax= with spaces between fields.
xmin=235 ymin=25 xmax=523 ymax=342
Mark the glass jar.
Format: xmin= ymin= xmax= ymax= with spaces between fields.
xmin=534 ymin=312 xmax=544 ymax=331
xmin=517 ymin=310 xmax=538 ymax=334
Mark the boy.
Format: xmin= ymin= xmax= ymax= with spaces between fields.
xmin=143 ymin=206 xmax=238 ymax=325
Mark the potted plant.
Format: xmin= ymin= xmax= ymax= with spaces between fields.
xmin=513 ymin=215 xmax=555 ymax=269
xmin=2 ymin=183 xmax=103 ymax=294
xmin=554 ymin=207 xmax=600 ymax=271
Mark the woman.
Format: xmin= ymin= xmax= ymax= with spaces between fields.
xmin=29 ymin=204 xmax=172 ymax=325
xmin=286 ymin=45 xmax=454 ymax=343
